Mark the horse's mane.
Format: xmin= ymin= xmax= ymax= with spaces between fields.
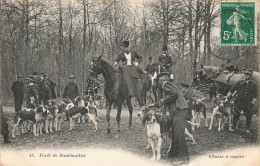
xmin=100 ymin=58 xmax=116 ymax=71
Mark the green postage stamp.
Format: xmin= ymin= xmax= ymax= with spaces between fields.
xmin=221 ymin=2 xmax=255 ymax=45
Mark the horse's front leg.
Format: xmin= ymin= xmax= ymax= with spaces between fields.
xmin=106 ymin=100 xmax=112 ymax=135
xmin=143 ymin=91 xmax=147 ymax=105
xmin=126 ymin=97 xmax=133 ymax=129
xmin=115 ymin=100 xmax=123 ymax=138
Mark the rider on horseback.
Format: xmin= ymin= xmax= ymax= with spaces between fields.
xmin=145 ymin=56 xmax=157 ymax=84
xmin=158 ymin=46 xmax=174 ymax=82
xmin=114 ymin=40 xmax=144 ymax=98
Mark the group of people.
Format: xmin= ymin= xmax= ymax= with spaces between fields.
xmin=11 ymin=72 xmax=56 ymax=111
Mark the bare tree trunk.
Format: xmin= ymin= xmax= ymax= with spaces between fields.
xmin=56 ymin=0 xmax=63 ymax=97
xmin=203 ymin=0 xmax=207 ymax=64
xmin=193 ymin=0 xmax=200 ymax=79
xmin=188 ymin=0 xmax=193 ymax=71
xmin=82 ymin=0 xmax=87 ymax=95
xmin=206 ymin=0 xmax=212 ymax=65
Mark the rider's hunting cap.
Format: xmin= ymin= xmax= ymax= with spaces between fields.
xmin=163 ymin=45 xmax=168 ymax=51
xmin=121 ymin=41 xmax=129 ymax=48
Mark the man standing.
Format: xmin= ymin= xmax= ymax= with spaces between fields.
xmin=63 ymin=75 xmax=78 ymax=100
xmin=150 ymin=73 xmax=189 ymax=165
xmin=227 ymin=69 xmax=258 ymax=133
xmin=145 ymin=56 xmax=156 ymax=75
xmin=43 ymin=73 xmax=56 ymax=99
xmin=158 ymin=46 xmax=174 ymax=82
xmin=11 ymin=75 xmax=24 ymax=112
xmin=24 ymin=75 xmax=39 ymax=108
xmin=39 ymin=75 xmax=52 ymax=105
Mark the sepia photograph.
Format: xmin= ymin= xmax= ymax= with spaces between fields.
xmin=0 ymin=0 xmax=259 ymax=165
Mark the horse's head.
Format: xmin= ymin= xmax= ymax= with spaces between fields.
xmin=89 ymin=55 xmax=103 ymax=77
xmin=197 ymin=65 xmax=220 ymax=84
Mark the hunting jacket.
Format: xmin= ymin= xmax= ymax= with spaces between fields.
xmin=158 ymin=54 xmax=174 ymax=73
xmin=63 ymin=82 xmax=78 ymax=100
xmin=115 ymin=51 xmax=142 ymax=65
xmin=24 ymin=83 xmax=38 ymax=104
xmin=154 ymin=81 xmax=189 ymax=117
xmin=39 ymin=80 xmax=52 ymax=102
xmin=11 ymin=81 xmax=24 ymax=99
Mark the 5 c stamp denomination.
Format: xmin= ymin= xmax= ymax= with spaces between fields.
xmin=221 ymin=2 xmax=255 ymax=45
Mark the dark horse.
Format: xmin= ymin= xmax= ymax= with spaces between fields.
xmin=89 ymin=56 xmax=144 ymax=137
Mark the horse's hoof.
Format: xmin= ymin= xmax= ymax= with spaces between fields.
xmin=107 ymin=129 xmax=111 ymax=134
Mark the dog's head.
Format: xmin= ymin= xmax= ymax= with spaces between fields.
xmin=212 ymin=94 xmax=227 ymax=109
xmin=65 ymin=102 xmax=75 ymax=111
xmin=46 ymin=100 xmax=55 ymax=107
xmin=35 ymin=105 xmax=47 ymax=114
xmin=142 ymin=110 xmax=158 ymax=125
xmin=58 ymin=103 xmax=67 ymax=113
xmin=74 ymin=96 xmax=85 ymax=107
xmin=48 ymin=104 xmax=58 ymax=114
xmin=138 ymin=105 xmax=150 ymax=118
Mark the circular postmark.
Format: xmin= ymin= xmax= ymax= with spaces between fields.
xmin=206 ymin=2 xmax=256 ymax=60
xmin=221 ymin=8 xmax=254 ymax=45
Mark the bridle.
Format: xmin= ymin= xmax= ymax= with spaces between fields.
xmin=89 ymin=58 xmax=117 ymax=101
xmin=89 ymin=59 xmax=116 ymax=84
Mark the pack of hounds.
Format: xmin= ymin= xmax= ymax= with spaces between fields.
xmin=12 ymin=96 xmax=101 ymax=138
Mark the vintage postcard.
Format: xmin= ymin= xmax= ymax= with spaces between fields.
xmin=0 ymin=0 xmax=259 ymax=166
